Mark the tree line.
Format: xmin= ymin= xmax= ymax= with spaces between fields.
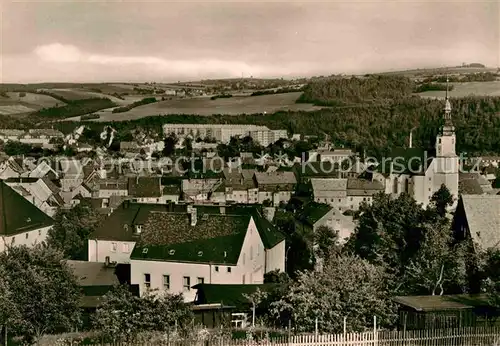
xmin=51 ymin=94 xmax=500 ymax=158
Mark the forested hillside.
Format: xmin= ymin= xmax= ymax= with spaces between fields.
xmin=296 ymin=75 xmax=415 ymax=106
xmin=53 ymin=96 xmax=500 ymax=157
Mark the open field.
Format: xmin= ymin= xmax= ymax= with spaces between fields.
xmin=75 ymin=92 xmax=322 ymax=122
xmin=417 ymin=81 xmax=500 ymax=98
xmin=5 ymin=92 xmax=64 ymax=108
xmin=0 ymin=92 xmax=66 ymax=115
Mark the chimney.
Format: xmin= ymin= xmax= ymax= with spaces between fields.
xmin=262 ymin=207 xmax=276 ymax=222
xmin=105 ymin=256 xmax=110 ymax=267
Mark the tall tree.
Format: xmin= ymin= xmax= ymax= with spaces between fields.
xmin=94 ymin=286 xmax=193 ymax=342
xmin=270 ymin=254 xmax=395 ymax=333
xmin=404 ymin=221 xmax=468 ymax=295
xmin=0 ymin=265 xmax=19 ymax=346
xmin=313 ymin=225 xmax=341 ymax=261
xmin=430 ymin=184 xmax=454 ymax=217
xmin=0 ymin=245 xmax=81 ymax=345
xmin=348 ymin=193 xmax=430 ymax=279
xmin=163 ymin=133 xmax=178 ymax=157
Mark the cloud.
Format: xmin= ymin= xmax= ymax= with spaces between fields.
xmin=34 ymin=43 xmax=83 ymax=63
xmin=30 ymin=43 xmax=309 ymax=79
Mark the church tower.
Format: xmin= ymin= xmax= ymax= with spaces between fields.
xmin=433 ymin=77 xmax=459 ymax=202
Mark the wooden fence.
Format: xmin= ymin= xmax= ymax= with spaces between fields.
xmin=74 ymin=326 xmax=500 ymax=346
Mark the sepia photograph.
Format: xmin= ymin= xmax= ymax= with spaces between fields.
xmin=0 ymin=0 xmax=499 ymax=345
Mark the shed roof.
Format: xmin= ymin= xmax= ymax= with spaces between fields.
xmin=393 ymin=294 xmax=490 ymax=312
xmin=193 ymin=284 xmax=276 ymax=309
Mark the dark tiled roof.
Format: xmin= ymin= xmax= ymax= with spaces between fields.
xmin=128 ymin=177 xmax=161 ymax=197
xmin=140 ymin=212 xmax=249 ymax=246
xmin=377 ymin=147 xmax=431 ymax=175
xmin=66 ymin=260 xmax=119 ymax=287
xmin=0 ymin=181 xmax=54 ymax=236
xmin=162 ymin=185 xmax=181 ymax=195
xmin=255 ymin=171 xmax=297 ymax=186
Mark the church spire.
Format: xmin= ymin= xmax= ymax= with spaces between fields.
xmin=441 ymin=75 xmax=454 ymax=136
xmin=444 ymin=76 xmax=452 ymax=119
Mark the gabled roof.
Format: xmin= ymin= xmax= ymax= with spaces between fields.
xmin=66 ymin=260 xmax=119 ymax=287
xmin=0 ymin=181 xmax=53 ymax=236
xmin=461 ymin=195 xmax=500 ymax=250
xmin=377 ymin=147 xmax=431 ymax=176
xmin=93 ymin=202 xmax=285 ymax=252
xmin=297 ymin=202 xmax=333 ymax=227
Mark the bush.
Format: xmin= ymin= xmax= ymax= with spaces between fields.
xmin=112 ymin=97 xmax=157 ymax=113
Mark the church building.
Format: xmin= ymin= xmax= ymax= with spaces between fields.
xmin=373 ymin=81 xmax=459 ymax=207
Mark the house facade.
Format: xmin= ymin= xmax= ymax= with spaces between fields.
xmin=89 ymin=202 xmax=286 ymax=301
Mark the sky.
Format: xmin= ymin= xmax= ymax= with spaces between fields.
xmin=0 ymin=0 xmax=499 ymax=83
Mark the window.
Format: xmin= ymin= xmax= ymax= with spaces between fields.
xmin=111 ymin=242 xmax=117 ymax=252
xmin=25 ymin=233 xmax=29 ymax=239
xmin=183 ymin=276 xmax=191 ymax=291
xmin=38 ymin=229 xmax=42 ymax=236
xmin=215 ymin=266 xmax=219 ymax=272
xmin=227 ymin=267 xmax=232 ymax=273
xmin=242 ymin=274 xmax=246 ymax=284
xmin=144 ymin=273 xmax=151 ymax=288
xmin=197 ymin=277 xmax=204 ymax=284
xmin=163 ymin=275 xmax=170 ymax=290
xmin=11 ymin=237 xmax=15 ymax=245
xmin=123 ymin=243 xmax=130 ymax=253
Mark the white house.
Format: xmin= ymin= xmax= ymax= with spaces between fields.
xmin=0 ymin=181 xmax=53 ymax=252
xmin=130 ymin=206 xmax=285 ymax=301
xmin=297 ymin=202 xmax=356 ymax=243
